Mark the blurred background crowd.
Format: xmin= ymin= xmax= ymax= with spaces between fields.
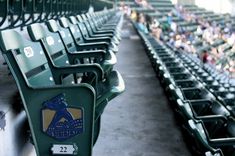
xmin=119 ymin=0 xmax=235 ymax=77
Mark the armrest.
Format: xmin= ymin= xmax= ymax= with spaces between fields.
xmin=54 ymin=63 xmax=104 ymax=81
xmin=76 ymin=42 xmax=109 ymax=51
xmin=181 ymin=87 xmax=202 ymax=91
xmin=67 ymin=50 xmax=106 ymax=63
xmin=94 ymin=24 xmax=116 ymax=33
xmin=214 ymin=91 xmax=230 ymax=95
xmin=175 ymin=80 xmax=196 ymax=83
xmin=93 ymin=30 xmax=115 ymax=35
xmin=91 ymin=34 xmax=114 ymax=39
xmin=90 ymin=31 xmax=114 ymax=36
xmin=50 ymin=63 xmax=104 ymax=89
xmin=198 ymin=115 xmax=227 ymax=123
xmin=30 ymin=83 xmax=95 ymax=94
xmin=210 ymin=137 xmax=235 ymax=147
xmin=84 ymin=36 xmax=111 ymax=43
xmin=189 ymin=99 xmax=212 ymax=105
xmin=98 ymin=28 xmax=117 ymax=33
xmin=100 ymin=24 xmax=117 ymax=29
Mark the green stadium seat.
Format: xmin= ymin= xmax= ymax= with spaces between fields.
xmin=0 ymin=29 xmax=96 ymax=156
xmin=46 ymin=19 xmax=116 ymax=74
xmin=27 ymin=23 xmax=125 ymax=120
xmin=59 ymin=17 xmax=118 ymax=53
xmin=176 ymin=99 xmax=230 ymax=125
xmin=76 ymin=15 xmax=120 ymax=43
xmin=83 ymin=14 xmax=120 ymax=35
xmin=69 ymin=19 xmax=118 ymax=51
xmin=188 ymin=119 xmax=235 ymax=156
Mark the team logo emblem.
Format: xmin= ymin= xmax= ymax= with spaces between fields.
xmin=24 ymin=46 xmax=34 ymax=58
xmin=41 ymin=94 xmax=84 ymax=141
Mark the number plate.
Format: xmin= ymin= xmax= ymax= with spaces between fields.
xmin=51 ymin=144 xmax=77 ymax=155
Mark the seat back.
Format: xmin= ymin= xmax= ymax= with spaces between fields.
xmin=0 ymin=29 xmax=55 ymax=87
xmin=77 ymin=22 xmax=90 ymax=38
xmin=28 ymin=23 xmax=70 ymax=67
xmin=59 ymin=17 xmax=86 ymax=45
xmin=85 ymin=14 xmax=100 ymax=28
xmin=47 ymin=19 xmax=77 ymax=53
xmin=84 ymin=20 xmax=94 ymax=34
xmin=81 ymin=14 xmax=87 ymax=21
xmin=77 ymin=15 xmax=84 ymax=22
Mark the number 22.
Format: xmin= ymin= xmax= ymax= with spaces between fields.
xmin=60 ymin=146 xmax=67 ymax=152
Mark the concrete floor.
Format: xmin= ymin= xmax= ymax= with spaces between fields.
xmin=93 ymin=20 xmax=191 ymax=156
xmin=0 ymin=19 xmax=192 ymax=156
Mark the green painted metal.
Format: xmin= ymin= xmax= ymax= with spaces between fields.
xmin=27 ymin=23 xmax=104 ymax=94
xmin=59 ymin=17 xmax=110 ymax=51
xmin=60 ymin=16 xmax=117 ymax=72
xmin=0 ymin=29 xmax=96 ymax=156
xmin=27 ymin=22 xmax=125 ymax=121
xmin=92 ymin=0 xmax=113 ymax=11
xmin=46 ymin=19 xmax=114 ymax=74
xmin=0 ymin=0 xmax=125 ymax=155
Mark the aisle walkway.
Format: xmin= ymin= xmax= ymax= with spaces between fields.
xmin=93 ymin=19 xmax=192 ymax=156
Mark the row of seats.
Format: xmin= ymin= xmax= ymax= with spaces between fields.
xmin=130 ymin=0 xmax=235 ymax=155
xmin=136 ymin=28 xmax=235 ymax=156
xmin=183 ymin=5 xmax=228 ymax=26
xmin=145 ymin=2 xmax=235 ymax=81
xmin=0 ymin=9 xmax=125 ymax=156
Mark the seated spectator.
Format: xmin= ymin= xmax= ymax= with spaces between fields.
xmin=136 ymin=14 xmax=149 ymax=34
xmin=149 ymin=19 xmax=162 ymax=40
xmin=203 ymin=27 xmax=213 ymax=44
xmin=130 ymin=10 xmax=137 ymax=21
xmin=174 ymin=35 xmax=182 ymax=49
xmin=202 ymin=50 xmax=209 ymax=64
xmin=232 ymin=44 xmax=235 ymax=51
xmin=196 ymin=25 xmax=203 ymax=35
xmin=135 ymin=0 xmax=151 ymax=8
xmin=167 ymin=12 xmax=173 ymax=25
xmin=227 ymin=32 xmax=235 ymax=45
xmin=222 ymin=27 xmax=231 ymax=41
xmin=145 ymin=15 xmax=152 ymax=31
xmin=170 ymin=22 xmax=177 ymax=32
xmin=168 ymin=32 xmax=175 ymax=46
xmin=141 ymin=0 xmax=149 ymax=8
